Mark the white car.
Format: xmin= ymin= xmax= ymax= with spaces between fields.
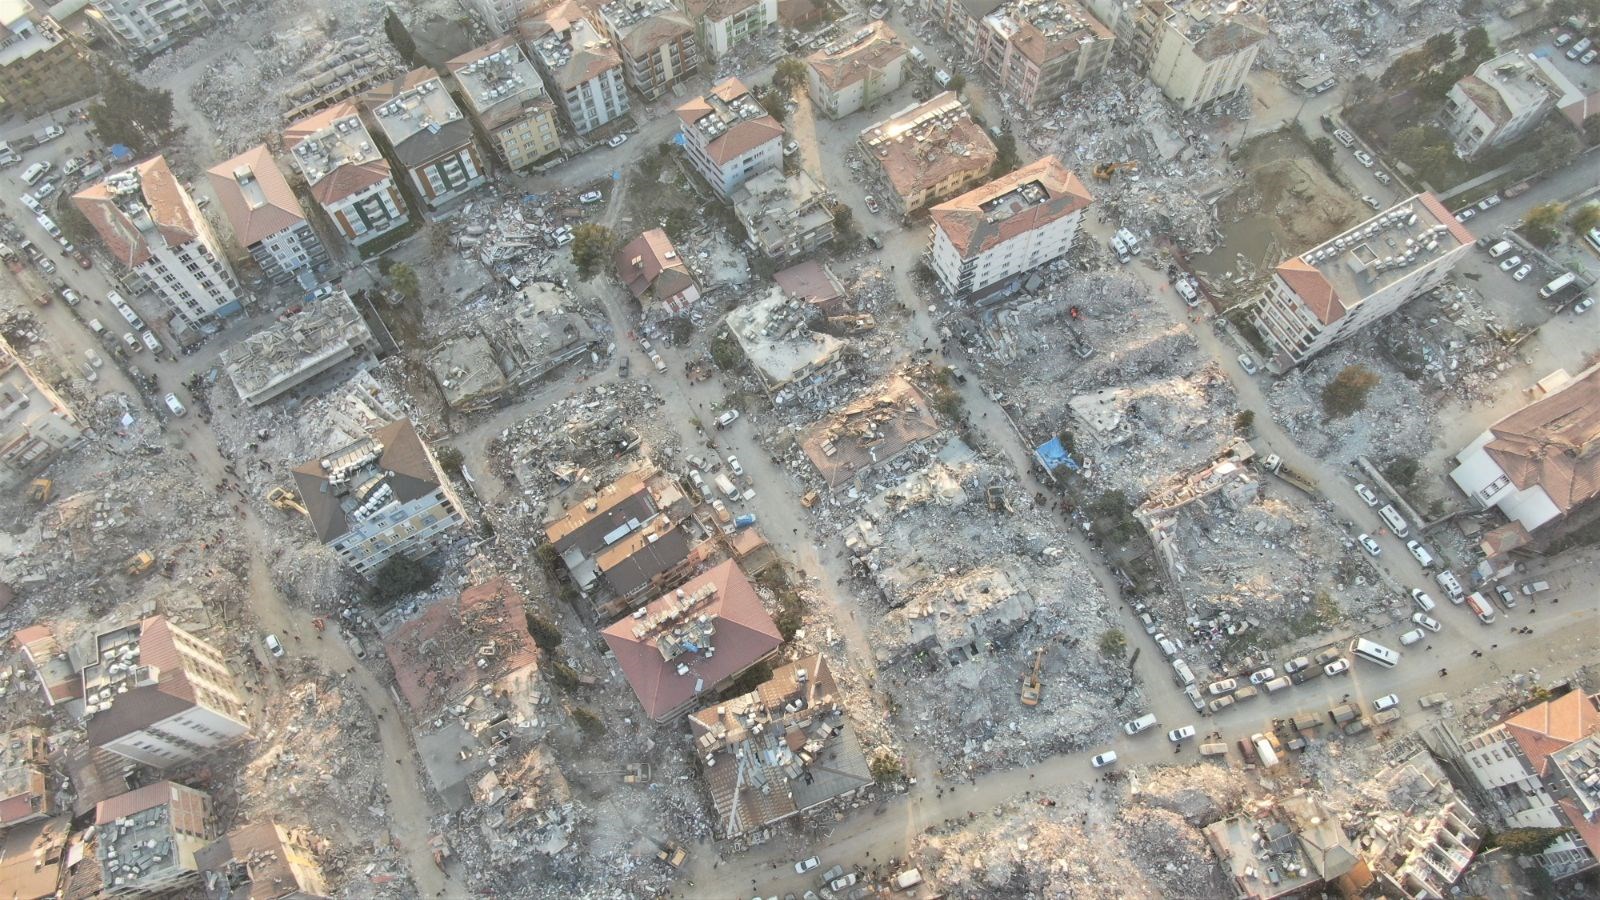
xmin=1236 ymin=353 xmax=1258 ymax=375
xmin=783 ymin=139 xmax=799 ymax=157
xmin=1399 ymin=628 xmax=1424 ymax=646
xmin=727 ymin=455 xmax=744 ymax=477
xmin=84 ymin=348 xmax=103 ymax=368
xmin=33 ymin=181 xmax=54 ymax=199
xmin=1361 ymin=195 xmax=1380 ymax=210
xmin=264 ymin=634 xmax=285 ymax=657
xmin=579 ymin=190 xmax=603 ymax=204
xmin=1123 ymin=714 xmax=1158 ymax=735
xmin=607 ymin=133 xmax=628 ymax=148
xmin=1353 ymin=483 xmax=1379 ymax=506
xmin=1498 ymin=255 xmax=1522 ymax=271
xmin=1374 ymin=170 xmax=1391 ymax=185
xmin=1208 ymin=678 xmax=1238 ymax=696
xmin=1512 ymin=264 xmax=1532 ymax=282
xmin=1358 ymin=533 xmax=1381 ymax=556
xmin=864 ymin=195 xmax=880 ymax=214
xmin=795 ymin=857 xmax=820 ymax=874
xmin=1478 ymin=195 xmax=1501 ymax=210
xmin=38 ymin=124 xmax=63 ymax=142
xmin=1168 ymin=725 xmax=1197 ymax=743
xmin=1455 ymin=207 xmax=1476 ymax=221
xmin=21 ymin=161 xmax=50 ymax=184
xmin=1412 ymin=612 xmax=1442 ymax=633
xmin=1353 ymin=150 xmax=1375 ymax=167
xmin=715 ymin=409 xmax=740 ymax=429
xmin=1248 ymin=667 xmax=1276 ymax=685
xmin=1324 ymin=658 xmax=1350 ymax=676
xmin=1183 ymin=684 xmax=1205 ymax=712
xmin=1373 ymin=693 xmax=1400 ymax=712
xmin=163 ymin=393 xmax=187 ymax=416
xmin=1575 ymin=296 xmax=1595 ymax=315
xmin=1091 ymin=750 xmax=1119 ymax=768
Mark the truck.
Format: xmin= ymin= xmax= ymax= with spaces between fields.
xmin=32 ymin=125 xmax=63 ymax=145
xmin=714 ymin=472 xmax=738 ymax=499
xmin=894 ymin=868 xmax=923 ymax=890
xmin=1260 ymin=454 xmax=1318 ymax=494
xmin=732 ymin=513 xmax=757 ymax=529
xmin=0 ymin=243 xmax=20 ymax=273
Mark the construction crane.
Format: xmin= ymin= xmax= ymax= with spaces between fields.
xmin=1092 ymin=161 xmax=1138 ymax=181
xmin=1020 ymin=647 xmax=1045 ymax=706
xmin=266 ymin=486 xmax=309 ymax=516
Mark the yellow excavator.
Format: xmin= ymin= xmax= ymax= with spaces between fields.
xmin=267 ymin=487 xmax=308 ymax=516
xmin=1020 ymin=647 xmax=1045 ymax=706
xmin=125 ymin=551 xmax=155 ymax=577
xmin=27 ymin=478 xmax=52 ymax=504
xmin=1092 ymin=161 xmax=1139 ymax=181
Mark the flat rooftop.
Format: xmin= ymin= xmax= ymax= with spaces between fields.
xmin=365 ymin=68 xmax=470 ymax=158
xmin=983 ymin=0 xmax=1111 ymax=65
xmin=284 ymin=102 xmax=387 ymax=191
xmin=859 ymin=93 xmax=998 ymax=204
xmin=221 ymin=288 xmax=374 ymax=405
xmin=449 ymin=38 xmax=551 ymax=130
xmin=528 ymin=12 xmax=621 ymax=90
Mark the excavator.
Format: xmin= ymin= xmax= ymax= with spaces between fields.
xmin=26 ymin=478 xmax=52 ymax=504
xmin=266 ymin=486 xmax=309 ymax=516
xmin=1092 ymin=160 xmax=1139 ymax=181
xmin=1019 ymin=647 xmax=1046 ymax=706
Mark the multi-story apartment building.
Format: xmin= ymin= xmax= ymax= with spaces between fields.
xmin=0 ymin=334 xmax=83 ymax=486
xmin=1455 ymin=690 xmax=1600 ymax=881
xmin=1444 ymin=52 xmax=1555 ymax=157
xmin=858 ymin=92 xmax=998 ymax=218
xmin=675 ymin=77 xmax=784 ymax=197
xmin=73 ymin=156 xmax=243 ymax=332
xmin=195 ymin=821 xmax=332 ymax=900
xmin=206 ymin=145 xmax=329 ymax=284
xmin=462 ymin=0 xmax=528 ymax=34
xmin=0 ymin=726 xmax=55 ymax=828
xmin=87 ymin=0 xmax=245 ymax=56
xmin=83 ymin=616 xmax=251 ymax=770
xmin=732 ymin=168 xmax=835 ymax=262
xmin=684 ymin=0 xmax=776 ymax=59
xmin=448 ymin=37 xmax=562 ymax=170
xmin=1084 ymin=0 xmax=1265 ymax=111
xmin=926 ymin=154 xmax=1091 ymax=300
xmin=522 ymin=2 xmax=631 ymax=136
xmin=598 ymin=0 xmax=699 ymax=101
xmin=925 ymin=0 xmax=1112 ymax=108
xmin=284 ymin=102 xmax=410 ymax=248
xmin=364 ymin=67 xmax=486 ymax=210
xmin=0 ymin=2 xmax=94 ymax=118
xmin=292 ymin=417 xmax=465 ymax=574
xmin=805 ymin=20 xmax=910 ymax=119
xmin=95 ymin=782 xmax=217 ymax=897
xmin=1249 ymin=193 xmax=1472 ymax=371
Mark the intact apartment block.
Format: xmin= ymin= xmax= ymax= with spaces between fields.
xmin=926 ymin=154 xmax=1092 ymax=300
xmin=83 ymin=616 xmax=251 ymax=770
xmin=0 ymin=334 xmax=83 ymax=485
xmin=598 ymin=0 xmax=700 ymax=101
xmin=805 ymin=21 xmax=910 ymax=119
xmin=364 ymin=68 xmax=487 ymax=210
xmin=87 ymin=0 xmax=245 ymax=56
xmin=1249 ymin=193 xmax=1472 ymax=371
xmin=543 ymin=464 xmax=697 ymax=611
xmin=0 ymin=1 xmax=95 ymax=118
xmin=1085 ymin=0 xmax=1266 ymax=111
xmin=1444 ymin=51 xmax=1555 ymax=157
xmin=924 ymin=0 xmax=1113 ymax=108
xmin=292 ymin=418 xmax=466 ymax=574
xmin=675 ymin=77 xmax=784 ymax=197
xmin=1450 ymin=363 xmax=1600 ymax=532
xmin=94 ymin=781 xmax=217 ymax=897
xmin=858 ymin=92 xmax=998 ymax=219
xmin=685 ymin=0 xmax=776 ymax=59
xmin=206 ymin=145 xmax=329 ymax=284
xmin=1455 ymin=690 xmax=1600 ymax=880
xmin=284 ymin=102 xmax=411 ymax=248
xmin=463 ymin=0 xmax=525 ymax=34
xmin=522 ymin=2 xmax=631 ymax=135
xmin=449 ymin=37 xmax=563 ymax=171
xmin=73 ymin=156 xmax=243 ymax=332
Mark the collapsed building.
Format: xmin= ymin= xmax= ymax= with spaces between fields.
xmin=194 ymin=820 xmax=332 ymax=900
xmin=220 ymin=287 xmax=379 ymax=408
xmin=802 ymin=376 xmax=942 ymax=492
xmin=730 ymin=168 xmax=836 ymax=264
xmin=427 ymin=281 xmax=598 ymax=412
xmin=12 ymin=624 xmax=81 ymax=708
xmin=1084 ymin=0 xmax=1268 ymax=111
xmin=1348 ymin=751 xmax=1482 ymax=900
xmin=688 ymin=654 xmax=871 ymax=838
xmin=0 ymin=727 xmax=54 ymax=829
xmin=1203 ymin=794 xmax=1358 ymax=900
xmin=281 ymin=36 xmax=395 ymax=125
xmin=874 ymin=568 xmax=1036 ymax=665
xmin=291 ymin=418 xmax=466 ymax=575
xmin=0 ymin=334 xmax=84 ymax=487
xmin=726 ymin=284 xmax=846 ymax=394
xmin=94 ymin=781 xmax=217 ymax=898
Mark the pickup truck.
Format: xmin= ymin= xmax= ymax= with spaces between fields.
xmin=1261 ymin=454 xmax=1318 ymax=494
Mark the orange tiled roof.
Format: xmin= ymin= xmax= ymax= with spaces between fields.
xmin=1504 ymin=691 xmax=1600 ymax=777
xmin=929 ymin=155 xmax=1092 ymax=258
xmin=1482 ymin=365 xmax=1600 ymax=518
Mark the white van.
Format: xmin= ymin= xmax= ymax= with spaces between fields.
xmin=1436 ymin=570 xmax=1465 ymax=603
xmin=1171 ymin=659 xmax=1196 ymax=686
xmin=1175 ymin=279 xmax=1200 ymax=306
xmin=1262 ymin=676 xmax=1293 ymax=693
xmin=1487 ymin=240 xmax=1514 ymax=258
xmin=1378 ymin=504 xmax=1409 ymax=537
xmin=1520 ymin=580 xmax=1550 ymax=596
xmin=1465 ymin=592 xmax=1496 ymax=624
xmin=87 ymin=317 xmax=105 ymax=335
xmin=908 ymin=47 xmax=926 ymax=66
xmin=1539 ymin=272 xmax=1576 ymax=299
xmin=1349 ymin=638 xmax=1400 ymax=668
xmin=21 ymin=161 xmax=50 ymax=185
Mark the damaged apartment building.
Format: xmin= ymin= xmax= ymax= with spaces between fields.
xmin=685 ymin=0 xmax=776 ymax=59
xmin=1204 ymin=794 xmax=1359 ymax=900
xmin=427 ymin=280 xmax=597 ymax=411
xmin=804 ymin=21 xmax=910 ymax=119
xmin=284 ymin=102 xmax=410 ymax=249
xmin=922 ymin=0 xmax=1114 ymax=108
xmin=858 ymin=92 xmax=997 ymax=219
xmin=731 ymin=167 xmax=835 ymax=264
xmin=1250 ymin=194 xmax=1472 ymax=371
xmin=726 ymin=283 xmax=846 ymax=395
xmin=220 ymin=286 xmax=378 ymax=407
xmin=73 ymin=156 xmax=242 ymax=332
xmin=689 ymin=655 xmax=872 ymax=838
xmin=93 ymin=781 xmax=218 ymax=897
xmin=206 ymin=145 xmax=330 ymax=285
xmin=194 ymin=820 xmax=332 ymax=900
xmin=291 ymin=418 xmax=466 ymax=575
xmin=802 ymin=375 xmax=943 ymax=491
xmin=448 ymin=37 xmax=564 ymax=172
xmin=1084 ymin=0 xmax=1268 ymax=111
xmin=363 ymin=67 xmax=487 ymax=211
xmin=0 ymin=334 xmax=84 ymax=487
xmin=522 ymin=1 xmax=631 ymax=136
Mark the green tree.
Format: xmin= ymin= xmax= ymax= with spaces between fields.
xmin=1486 ymin=827 xmax=1572 ymax=857
xmin=1522 ymin=201 xmax=1567 ymax=248
xmin=1570 ymin=203 xmax=1600 ymax=237
xmin=1390 ymin=125 xmax=1456 ymax=178
xmin=547 ymin=659 xmax=580 ymax=689
xmin=88 ymin=65 xmax=177 ymax=150
xmin=1234 ymin=410 xmax=1255 ymax=434
xmin=1584 ymin=115 xmax=1600 ymax=148
xmin=368 ymin=556 xmax=435 ymax=607
xmin=383 ymin=6 xmax=418 ymax=64
xmin=386 ymin=261 xmax=421 ymax=303
xmin=570 ymin=223 xmax=612 ymax=279
xmin=571 ymin=706 xmax=604 ymax=738
xmin=946 ymin=73 xmax=966 ymax=93
xmin=433 ymin=444 xmax=464 ymax=477
xmin=1423 ymin=31 xmax=1457 ymax=60
xmin=772 ymin=56 xmax=807 ymax=94
xmin=989 ymin=130 xmax=1020 ymax=178
xmin=832 ymin=204 xmax=854 ymax=234
xmin=54 ymin=199 xmax=98 ymax=247
xmin=710 ymin=329 xmax=743 ymax=370
xmin=1383 ymin=457 xmax=1421 ymax=489
xmin=536 ymin=542 xmax=562 ymax=579
xmin=755 ymin=85 xmax=788 ymax=123
xmin=1461 ymin=26 xmax=1493 ymax=64
xmin=1098 ymin=629 xmax=1127 ymax=660
xmin=525 ymin=613 xmax=563 ymax=650
xmin=1321 ymin=365 xmax=1380 ymax=418
xmin=868 ymin=750 xmax=904 ymax=782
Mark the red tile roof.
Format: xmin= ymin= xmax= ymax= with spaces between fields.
xmin=1417 ymin=192 xmax=1475 ymax=246
xmin=1275 ymin=257 xmax=1345 ymax=325
xmin=805 ymin=21 xmax=908 ymax=92
xmin=614 ymin=228 xmax=698 ymax=305
xmin=206 ymin=145 xmax=306 ymax=248
xmin=1482 ymin=364 xmax=1600 ymax=518
xmin=602 ymin=560 xmax=782 ymax=721
xmin=283 ymin=102 xmax=393 ymax=206
xmin=71 ymin=156 xmax=203 ymax=269
xmin=94 ymin=781 xmax=181 ymax=825
xmin=675 ymin=79 xmax=785 ymax=166
xmin=929 ymin=155 xmax=1091 ymax=258
xmin=384 ymin=577 xmax=540 ymax=718
xmin=1504 ymin=691 xmax=1600 ymax=778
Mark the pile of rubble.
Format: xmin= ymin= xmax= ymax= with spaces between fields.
xmin=1259 ymin=0 xmax=1468 ymax=81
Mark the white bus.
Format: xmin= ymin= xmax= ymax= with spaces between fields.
xmin=1349 ymin=638 xmax=1400 ymax=668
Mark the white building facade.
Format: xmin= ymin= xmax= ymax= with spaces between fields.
xmin=88 ymin=0 xmax=245 ymax=55
xmin=675 ymin=78 xmax=784 ymax=198
xmin=695 ymin=0 xmax=777 ymax=59
xmin=1443 ymin=52 xmax=1554 ymax=157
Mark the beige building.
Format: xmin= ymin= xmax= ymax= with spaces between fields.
xmin=84 ymin=616 xmax=251 ymax=770
xmin=0 ymin=334 xmax=83 ymax=486
xmin=1085 ymin=0 xmax=1265 ymax=110
xmin=0 ymin=1 xmax=95 ymax=118
xmin=732 ymin=167 xmax=835 ymax=262
xmin=805 ymin=21 xmax=910 ymax=119
xmin=292 ymin=418 xmax=466 ymax=574
xmin=1205 ymin=794 xmax=1358 ymax=900
xmin=925 ymin=0 xmax=1113 ymax=108
xmin=522 ymin=2 xmax=631 ymax=135
xmin=598 ymin=0 xmax=700 ymax=101
xmin=1444 ymin=52 xmax=1555 ymax=157
xmin=1250 ymin=194 xmax=1472 ymax=371
xmin=206 ymin=145 xmax=329 ymax=284
xmin=858 ymin=92 xmax=998 ymax=218
xmin=284 ymin=102 xmax=411 ymax=249
xmin=95 ymin=782 xmax=216 ymax=898
xmin=448 ymin=37 xmax=563 ymax=171
xmin=0 ymin=726 xmax=54 ymax=829
xmin=195 ymin=821 xmax=331 ymax=900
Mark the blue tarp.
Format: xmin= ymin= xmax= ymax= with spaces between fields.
xmin=1034 ymin=436 xmax=1079 ymax=472
xmin=109 ymin=144 xmax=133 ymax=161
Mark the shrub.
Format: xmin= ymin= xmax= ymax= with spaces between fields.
xmin=1321 ymin=365 xmax=1380 ymax=418
xmin=526 ymin=613 xmax=563 ymax=651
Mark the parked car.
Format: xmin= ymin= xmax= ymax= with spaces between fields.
xmin=1208 ymin=678 xmax=1238 ymax=696
xmin=1353 ymin=483 xmax=1379 ymax=506
xmin=1123 ymin=713 xmax=1158 ymax=735
xmin=1455 ymin=207 xmax=1476 ymax=221
xmin=1373 ymin=693 xmax=1400 ymax=712
xmin=264 ymin=634 xmax=285 ymax=657
xmin=1399 ymin=628 xmax=1424 ymax=646
xmin=1374 ymin=170 xmax=1391 ymax=185
xmin=1314 ymin=648 xmax=1342 ymax=666
xmin=726 ymin=454 xmax=744 ymax=477
xmin=84 ymin=348 xmax=102 ymax=368
xmin=1574 ymin=296 xmax=1595 ymax=315
xmin=1478 ymin=194 xmax=1501 ymax=210
xmin=1512 ymin=264 xmax=1532 ymax=281
xmin=864 ymin=195 xmax=880 ymax=214
xmin=163 ymin=393 xmax=186 ymax=416
xmin=578 ymin=190 xmax=603 ymax=203
xmin=715 ymin=409 xmax=740 ymax=429
xmin=1208 ymin=696 xmax=1235 ymax=713
xmin=1333 ymin=129 xmax=1355 ymax=147
xmin=607 ymin=133 xmax=628 ymax=148
xmin=1412 ymin=612 xmax=1442 ymax=633
xmin=1353 ymin=150 xmax=1374 ymax=167
xmin=1494 ymin=584 xmax=1518 ymax=609
xmin=1236 ymin=353 xmax=1258 ymax=375
xmin=1324 ymin=658 xmax=1350 ymax=676
xmin=1249 ymin=667 xmax=1276 ymax=685
xmin=1583 ymin=49 xmax=1598 ymax=64
xmin=783 ymin=139 xmax=799 ymax=157
xmin=1091 ymin=750 xmax=1118 ymax=768
xmin=1284 ymin=656 xmax=1312 ymax=674
xmin=1361 ymin=195 xmax=1380 ymax=210
xmin=795 ymin=857 xmax=820 ymax=874
xmin=1357 ymin=533 xmax=1381 ymax=556
xmin=1499 ymin=255 xmax=1523 ymax=271
xmin=1168 ymin=725 xmax=1197 ymax=743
